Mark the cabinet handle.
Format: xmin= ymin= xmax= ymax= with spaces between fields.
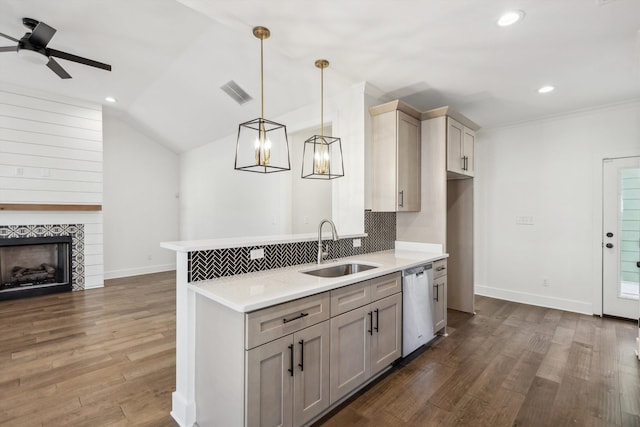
xmin=283 ymin=312 xmax=308 ymax=324
xmin=368 ymin=311 xmax=373 ymax=336
xmin=461 ymin=156 xmax=465 ymax=171
xmin=436 ymin=266 xmax=446 ymax=272
xmin=434 ymin=284 xmax=439 ymax=302
xmin=288 ymin=344 xmax=294 ymax=376
xmin=298 ymin=340 xmax=304 ymax=371
xmin=463 ymin=156 xmax=468 ymax=171
xmin=374 ymin=308 xmax=379 ymax=333
xmin=399 ymin=190 xmax=404 ymax=208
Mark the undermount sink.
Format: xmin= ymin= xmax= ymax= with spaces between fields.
xmin=302 ymin=262 xmax=378 ymax=278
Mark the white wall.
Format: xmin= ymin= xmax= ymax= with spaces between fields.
xmin=102 ymin=110 xmax=180 ymax=279
xmin=475 ymin=100 xmax=640 ymax=314
xmin=0 ymin=83 xmax=104 ymax=288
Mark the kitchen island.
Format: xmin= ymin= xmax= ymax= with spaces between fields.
xmin=162 ymin=239 xmax=446 ymax=427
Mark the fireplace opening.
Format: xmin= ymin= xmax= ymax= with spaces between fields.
xmin=0 ymin=236 xmax=72 ymax=300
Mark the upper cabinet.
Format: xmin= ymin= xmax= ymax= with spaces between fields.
xmin=422 ymin=107 xmax=480 ymax=180
xmin=370 ymin=101 xmax=421 ymax=212
xmin=447 ymin=118 xmax=475 ymax=177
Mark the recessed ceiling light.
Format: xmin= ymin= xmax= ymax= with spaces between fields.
xmin=497 ymin=10 xmax=525 ymax=27
xmin=105 ymin=96 xmax=117 ymax=103
xmin=537 ymin=86 xmax=555 ymax=94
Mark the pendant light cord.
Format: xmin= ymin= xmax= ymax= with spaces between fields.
xmin=320 ymin=65 xmax=324 ymax=138
xmin=260 ymin=37 xmax=264 ymax=119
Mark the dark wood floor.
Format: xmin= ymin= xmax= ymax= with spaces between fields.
xmin=0 ymin=272 xmax=178 ymax=426
xmin=319 ymin=297 xmax=640 ymax=427
xmin=1 ymin=273 xmax=638 ymax=426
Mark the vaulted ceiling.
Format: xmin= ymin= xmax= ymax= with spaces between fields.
xmin=1 ymin=0 xmax=638 ymax=153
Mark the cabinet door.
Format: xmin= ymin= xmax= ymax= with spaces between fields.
xmin=293 ymin=321 xmax=330 ymax=426
xmin=396 ymin=111 xmax=421 ymax=212
xmin=447 ymin=118 xmax=464 ymax=175
xmin=462 ymin=127 xmax=475 ymax=176
xmin=246 ymin=335 xmax=293 ymax=427
xmin=433 ymin=276 xmax=447 ymax=334
xmin=370 ymin=293 xmax=402 ymax=375
xmin=330 ymin=305 xmax=371 ymax=403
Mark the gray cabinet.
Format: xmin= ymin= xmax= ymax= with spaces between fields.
xmin=246 ymin=320 xmax=330 ymax=427
xmin=432 ymin=259 xmax=447 ymax=334
xmin=329 ymin=273 xmax=402 ymax=403
xmin=447 ymin=117 xmax=475 ymax=178
xmin=370 ymin=101 xmax=421 ymax=212
xmin=370 ymin=293 xmax=402 ymax=375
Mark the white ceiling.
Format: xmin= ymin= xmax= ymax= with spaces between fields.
xmin=0 ymin=0 xmax=639 ymax=153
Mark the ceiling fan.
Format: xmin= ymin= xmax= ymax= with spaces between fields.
xmin=0 ymin=17 xmax=111 ymax=79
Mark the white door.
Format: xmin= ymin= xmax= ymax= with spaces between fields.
xmin=603 ymin=156 xmax=640 ymax=319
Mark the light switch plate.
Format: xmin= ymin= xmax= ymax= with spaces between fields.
xmin=353 ymin=239 xmax=362 ymax=248
xmin=250 ymin=248 xmax=265 ymax=260
xmin=516 ymin=216 xmax=534 ymax=225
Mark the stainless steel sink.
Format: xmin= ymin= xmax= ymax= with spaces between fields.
xmin=302 ymin=263 xmax=378 ymax=278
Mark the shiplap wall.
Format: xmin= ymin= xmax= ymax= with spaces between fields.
xmin=0 ymin=82 xmax=104 ymax=288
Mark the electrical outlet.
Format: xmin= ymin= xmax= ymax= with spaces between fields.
xmin=542 ymin=277 xmax=549 ymax=287
xmin=353 ymin=239 xmax=362 ymax=248
xmin=15 ymin=167 xmax=23 ymax=176
xmin=250 ymin=248 xmax=265 ymax=260
xmin=41 ymin=168 xmax=50 ymax=177
xmin=303 ymin=216 xmax=309 ymax=224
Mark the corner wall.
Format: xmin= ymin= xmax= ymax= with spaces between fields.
xmin=475 ymin=100 xmax=640 ymax=314
xmin=102 ymin=110 xmax=180 ymax=279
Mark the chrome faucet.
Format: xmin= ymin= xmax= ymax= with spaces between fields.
xmin=317 ymin=219 xmax=339 ymax=264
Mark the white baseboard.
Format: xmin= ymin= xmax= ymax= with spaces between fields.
xmin=475 ymin=285 xmax=593 ymax=315
xmin=83 ymin=282 xmax=104 ymax=290
xmin=104 ymin=263 xmax=176 ymax=280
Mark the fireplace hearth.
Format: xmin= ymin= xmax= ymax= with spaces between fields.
xmin=0 ymin=236 xmax=72 ymax=300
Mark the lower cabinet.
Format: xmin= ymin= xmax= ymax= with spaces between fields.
xmin=432 ymin=275 xmax=447 ymax=334
xmin=246 ymin=320 xmax=330 ymax=427
xmin=329 ymin=293 xmax=402 ymax=403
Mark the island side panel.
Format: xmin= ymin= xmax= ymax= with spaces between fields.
xmin=195 ymin=293 xmax=246 ymax=426
xmin=172 ymin=251 xmax=197 ymax=427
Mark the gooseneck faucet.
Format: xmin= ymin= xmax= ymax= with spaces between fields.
xmin=317 ymin=219 xmax=339 ymax=264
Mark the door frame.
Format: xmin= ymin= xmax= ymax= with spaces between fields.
xmin=594 ymin=154 xmax=640 ymax=316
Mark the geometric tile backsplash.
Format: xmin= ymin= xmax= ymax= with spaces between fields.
xmin=188 ymin=210 xmax=396 ymax=282
xmin=0 ymin=224 xmax=86 ymax=290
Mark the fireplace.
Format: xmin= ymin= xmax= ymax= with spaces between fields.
xmin=0 ymin=236 xmax=72 ymax=300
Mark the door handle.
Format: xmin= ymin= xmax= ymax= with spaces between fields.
xmin=606 ymin=232 xmax=614 ymax=238
xmin=374 ymin=308 xmax=379 ymax=333
xmin=298 ymin=340 xmax=304 ymax=371
xmin=606 ymin=243 xmax=614 ymax=249
xmin=368 ymin=311 xmax=373 ymax=336
xmin=636 ymin=261 xmax=640 ymax=268
xmin=434 ymin=284 xmax=439 ymax=302
xmin=288 ymin=344 xmax=294 ymax=376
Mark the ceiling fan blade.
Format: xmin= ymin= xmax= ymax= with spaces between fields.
xmin=0 ymin=46 xmax=17 ymax=52
xmin=29 ymin=21 xmax=56 ymax=47
xmin=0 ymin=32 xmax=19 ymax=43
xmin=46 ymin=57 xmax=71 ymax=79
xmin=47 ymin=48 xmax=111 ymax=71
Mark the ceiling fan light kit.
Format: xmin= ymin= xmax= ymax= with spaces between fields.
xmin=235 ymin=26 xmax=291 ymax=174
xmin=302 ymin=59 xmax=344 ymax=180
xmin=0 ymin=17 xmax=112 ymax=79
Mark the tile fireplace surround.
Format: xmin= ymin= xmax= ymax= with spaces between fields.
xmin=0 ymin=224 xmax=85 ymax=291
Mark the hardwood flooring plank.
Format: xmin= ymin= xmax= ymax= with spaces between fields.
xmin=513 ymin=376 xmax=561 ymax=427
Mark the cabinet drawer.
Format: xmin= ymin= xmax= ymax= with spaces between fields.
xmin=246 ymin=292 xmax=330 ymax=349
xmin=370 ymin=273 xmax=401 ymax=302
xmin=331 ymin=280 xmax=371 ymax=316
xmin=433 ymin=259 xmax=447 ymax=279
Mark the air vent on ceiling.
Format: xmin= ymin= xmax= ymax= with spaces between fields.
xmin=221 ymin=80 xmax=253 ymax=105
xmin=596 ymin=0 xmax=618 ymax=5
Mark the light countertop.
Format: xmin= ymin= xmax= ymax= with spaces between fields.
xmin=189 ymin=249 xmax=447 ymax=312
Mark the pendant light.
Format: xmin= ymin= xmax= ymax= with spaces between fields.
xmin=301 ymin=59 xmax=344 ymax=180
xmin=235 ymin=26 xmax=290 ymax=173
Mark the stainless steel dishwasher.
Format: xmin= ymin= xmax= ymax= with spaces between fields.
xmin=402 ymin=263 xmax=435 ymax=357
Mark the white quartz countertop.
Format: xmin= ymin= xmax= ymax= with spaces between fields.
xmin=189 ymin=249 xmax=447 ymax=312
